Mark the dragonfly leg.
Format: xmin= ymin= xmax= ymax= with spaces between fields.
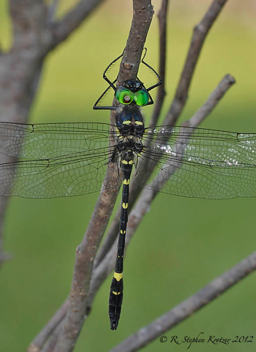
xmin=141 ymin=48 xmax=162 ymax=92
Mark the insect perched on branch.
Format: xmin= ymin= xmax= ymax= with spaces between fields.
xmin=1 ymin=51 xmax=256 ymax=330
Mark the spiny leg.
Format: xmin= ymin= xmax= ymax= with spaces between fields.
xmin=93 ymin=80 xmax=118 ymax=110
xmin=103 ymin=53 xmax=123 ymax=91
xmin=108 ymin=159 xmax=133 ymax=330
xmin=93 ymin=52 xmax=123 ymax=110
xmin=141 ymin=48 xmax=162 ymax=92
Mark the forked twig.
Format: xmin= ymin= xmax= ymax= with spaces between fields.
xmin=27 ymin=0 xmax=235 ymax=351
xmin=126 ymin=76 xmax=235 ymax=231
xmin=51 ymin=165 xmax=121 ymax=352
xmin=28 ymin=299 xmax=68 ymax=352
xmin=95 ymin=0 xmax=229 ymax=270
xmin=164 ymin=0 xmax=228 ymax=126
xmin=85 ymin=74 xmax=236 ymax=316
xmin=33 ymin=1 xmax=154 ymax=351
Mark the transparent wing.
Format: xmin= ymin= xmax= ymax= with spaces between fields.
xmin=0 ymin=147 xmax=118 ymax=198
xmin=0 ymin=122 xmax=114 ymax=158
xmin=0 ymin=122 xmax=119 ymax=198
xmin=136 ymin=126 xmax=256 ymax=199
xmin=2 ymin=123 xmax=256 ymax=200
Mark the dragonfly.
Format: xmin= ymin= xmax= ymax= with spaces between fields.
xmin=1 ymin=51 xmax=256 ymax=330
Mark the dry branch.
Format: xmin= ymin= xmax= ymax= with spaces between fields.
xmin=110 ymin=252 xmax=256 ymax=352
xmin=85 ymin=74 xmax=236 ymax=316
xmin=43 ymin=1 xmax=154 ymax=351
xmin=0 ymin=1 xmax=242 ymax=352
xmin=51 ymin=0 xmax=105 ymax=48
xmin=28 ymin=299 xmax=68 ymax=352
xmin=126 ymin=75 xmax=235 ymax=231
xmin=52 ymin=164 xmax=121 ymax=352
xmin=94 ymin=0 xmax=229 ymax=272
xmin=150 ymin=0 xmax=169 ymax=127
xmin=164 ymin=0 xmax=228 ymax=126
xmin=117 ymin=1 xmax=154 ymax=87
xmin=0 ymin=0 xmax=108 ymax=270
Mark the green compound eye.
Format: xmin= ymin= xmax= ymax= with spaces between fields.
xmin=134 ymin=89 xmax=149 ymax=106
xmin=115 ymin=87 xmax=134 ymax=105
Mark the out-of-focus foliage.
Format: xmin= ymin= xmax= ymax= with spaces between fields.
xmin=0 ymin=1 xmax=256 ymax=351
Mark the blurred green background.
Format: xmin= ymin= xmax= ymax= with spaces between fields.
xmin=1 ymin=0 xmax=256 ymax=351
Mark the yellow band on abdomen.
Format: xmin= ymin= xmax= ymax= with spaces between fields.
xmin=114 ymin=272 xmax=123 ymax=281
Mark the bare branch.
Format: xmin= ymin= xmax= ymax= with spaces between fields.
xmin=0 ymin=0 xmax=110 ymax=348
xmin=94 ymin=0 xmax=229 ymax=269
xmin=184 ymin=74 xmax=235 ymax=127
xmin=88 ymin=75 xmax=236 ymax=313
xmin=48 ymin=2 xmax=154 ymax=350
xmin=150 ymin=0 xmax=169 ymax=127
xmin=1 ymin=0 xmax=236 ymax=350
xmin=94 ymin=209 xmax=120 ymax=266
xmin=27 ymin=0 xmax=61 ymax=110
xmin=40 ymin=324 xmax=62 ymax=352
xmin=87 ymin=240 xmax=117 ymax=310
xmin=52 ymin=164 xmax=121 ymax=352
xmin=127 ymin=74 xmax=235 ymax=230
xmin=0 ymin=1 xmax=62 ymax=269
xmin=28 ymin=299 xmax=69 ymax=351
xmin=51 ymin=0 xmax=105 ymax=48
xmin=47 ymin=0 xmax=60 ymax=23
xmin=9 ymin=0 xmax=48 ymax=49
xmin=164 ymin=0 xmax=228 ymax=126
xmin=110 ymin=252 xmax=256 ymax=352
xmin=117 ymin=0 xmax=154 ymax=87
xmin=36 ymin=5 xmax=232 ymax=345
xmin=30 ymin=243 xmax=116 ymax=352
xmin=0 ymin=0 xmax=60 ymax=271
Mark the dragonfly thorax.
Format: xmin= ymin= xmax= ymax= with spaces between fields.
xmin=117 ymin=135 xmax=143 ymax=152
xmin=115 ymin=105 xmax=144 ymax=137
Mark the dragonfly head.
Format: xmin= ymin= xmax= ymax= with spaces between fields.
xmin=122 ymin=80 xmax=144 ymax=92
xmin=115 ymin=80 xmax=149 ymax=107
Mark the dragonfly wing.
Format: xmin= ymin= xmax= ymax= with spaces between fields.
xmin=0 ymin=122 xmax=114 ymax=159
xmin=137 ymin=126 xmax=256 ymax=199
xmin=0 ymin=147 xmax=117 ymax=198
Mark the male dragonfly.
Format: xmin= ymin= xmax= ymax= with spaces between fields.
xmin=1 ymin=51 xmax=256 ymax=330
